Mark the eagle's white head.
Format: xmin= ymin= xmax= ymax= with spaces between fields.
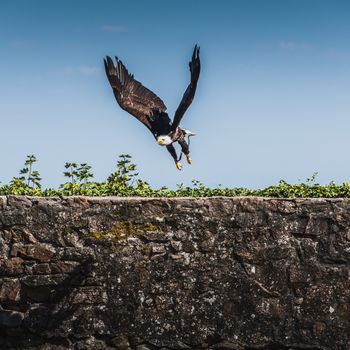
xmin=157 ymin=135 xmax=172 ymax=146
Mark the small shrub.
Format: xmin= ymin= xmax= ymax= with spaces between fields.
xmin=1 ymin=154 xmax=350 ymax=198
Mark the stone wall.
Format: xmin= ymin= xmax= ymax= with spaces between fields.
xmin=0 ymin=196 xmax=349 ymax=350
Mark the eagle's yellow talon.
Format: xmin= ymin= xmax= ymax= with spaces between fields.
xmin=176 ymin=162 xmax=182 ymax=170
xmin=186 ymin=155 xmax=192 ymax=164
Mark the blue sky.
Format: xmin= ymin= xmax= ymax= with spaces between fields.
xmin=1 ymin=0 xmax=350 ymax=189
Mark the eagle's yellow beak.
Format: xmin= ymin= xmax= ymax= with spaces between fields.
xmin=157 ymin=138 xmax=164 ymax=145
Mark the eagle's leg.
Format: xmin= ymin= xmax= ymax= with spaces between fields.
xmin=178 ymin=139 xmax=192 ymax=164
xmin=166 ymin=144 xmax=182 ymax=170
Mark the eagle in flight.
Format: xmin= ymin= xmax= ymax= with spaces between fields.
xmin=104 ymin=45 xmax=201 ymax=170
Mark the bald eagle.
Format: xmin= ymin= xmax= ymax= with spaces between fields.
xmin=104 ymin=45 xmax=200 ymax=170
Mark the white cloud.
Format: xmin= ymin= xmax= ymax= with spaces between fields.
xmin=101 ymin=25 xmax=127 ymax=33
xmin=63 ymin=67 xmax=74 ymax=76
xmin=279 ymin=41 xmax=312 ymax=51
xmin=62 ymin=66 xmax=101 ymax=76
xmin=78 ymin=66 xmax=101 ymax=75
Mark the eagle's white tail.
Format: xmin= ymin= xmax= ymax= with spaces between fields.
xmin=184 ymin=129 xmax=196 ymax=136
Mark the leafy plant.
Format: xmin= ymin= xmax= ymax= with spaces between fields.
xmin=3 ymin=155 xmax=42 ymax=195
xmin=63 ymin=162 xmax=93 ymax=185
xmin=19 ymin=154 xmax=42 ymax=188
xmin=60 ymin=162 xmax=94 ymax=195
xmin=106 ymin=154 xmax=139 ymax=195
xmin=77 ymin=163 xmax=94 ymax=184
xmin=1 ymin=154 xmax=350 ymax=198
xmin=63 ymin=162 xmax=78 ymax=185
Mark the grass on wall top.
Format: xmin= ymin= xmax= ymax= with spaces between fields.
xmin=1 ymin=154 xmax=350 ymax=198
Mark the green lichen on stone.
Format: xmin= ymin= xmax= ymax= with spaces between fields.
xmin=142 ymin=222 xmax=161 ymax=232
xmin=92 ymin=221 xmax=161 ymax=241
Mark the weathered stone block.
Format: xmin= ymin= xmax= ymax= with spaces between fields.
xmin=0 ymin=196 xmax=349 ymax=350
xmin=0 ymin=308 xmax=24 ymax=327
xmin=0 ymin=257 xmax=24 ymax=276
xmin=21 ymin=274 xmax=68 ymax=287
xmin=50 ymin=261 xmax=80 ymax=274
xmin=71 ymin=286 xmax=107 ymax=304
xmin=32 ymin=263 xmax=51 ymax=274
xmin=11 ymin=243 xmax=55 ymax=262
xmin=0 ymin=278 xmax=21 ymax=302
xmin=76 ymin=336 xmax=107 ymax=350
xmin=24 ymin=285 xmax=53 ymax=302
xmin=0 ymin=230 xmax=11 ymax=259
xmin=304 ymin=216 xmax=328 ymax=236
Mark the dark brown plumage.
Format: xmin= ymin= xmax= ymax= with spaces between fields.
xmin=104 ymin=45 xmax=201 ymax=170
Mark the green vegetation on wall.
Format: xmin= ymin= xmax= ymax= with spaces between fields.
xmin=1 ymin=154 xmax=350 ymax=198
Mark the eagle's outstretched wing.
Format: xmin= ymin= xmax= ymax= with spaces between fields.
xmin=171 ymin=45 xmax=201 ymax=131
xmin=104 ymin=56 xmax=167 ymax=131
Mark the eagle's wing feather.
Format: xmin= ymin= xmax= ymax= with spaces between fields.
xmin=171 ymin=45 xmax=200 ymax=130
xmin=104 ymin=56 xmax=167 ymax=131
